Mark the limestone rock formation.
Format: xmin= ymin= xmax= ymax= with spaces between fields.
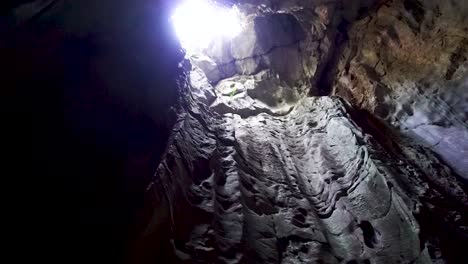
xmin=209 ymin=70 xmax=300 ymax=117
xmin=10 ymin=0 xmax=466 ymax=263
xmin=331 ymin=0 xmax=468 ymax=179
xmin=143 ymin=78 xmax=467 ymax=262
xmin=137 ymin=1 xmax=468 ymax=263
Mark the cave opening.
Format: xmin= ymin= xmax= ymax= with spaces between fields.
xmin=4 ymin=0 xmax=468 ymax=263
xmin=171 ymin=0 xmax=244 ymax=54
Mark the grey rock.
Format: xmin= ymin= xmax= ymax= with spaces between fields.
xmin=140 ymin=1 xmax=468 ymax=263
xmin=144 ymin=83 xmax=468 ymax=262
xmin=231 ymin=20 xmax=260 ymax=60
xmin=209 ymin=70 xmax=300 ymax=117
xmin=205 ymin=39 xmax=234 ymax=65
xmin=253 ymin=13 xmax=306 ymax=53
xmin=234 ymin=56 xmax=263 ymax=76
xmin=231 ymin=12 xmax=307 ymax=81
xmin=190 ymin=55 xmax=222 ymax=84
xmin=332 ymin=0 xmax=468 ymax=179
xmin=189 ymin=66 xmax=217 ymax=105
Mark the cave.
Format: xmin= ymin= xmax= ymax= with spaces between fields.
xmin=3 ymin=0 xmax=468 ymax=263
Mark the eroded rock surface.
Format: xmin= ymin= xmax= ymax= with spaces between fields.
xmin=5 ymin=0 xmax=468 ymax=263
xmin=142 ymin=80 xmax=467 ymax=262
xmin=209 ymin=70 xmax=300 ymax=117
xmin=139 ymin=1 xmax=468 ymax=263
xmin=332 ymin=0 xmax=468 ymax=179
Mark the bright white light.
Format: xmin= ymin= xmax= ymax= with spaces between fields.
xmin=171 ymin=0 xmax=243 ymax=51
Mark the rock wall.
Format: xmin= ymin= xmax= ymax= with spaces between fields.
xmin=332 ymin=0 xmax=468 ymax=179
xmin=140 ymin=77 xmax=467 ymax=263
xmin=6 ymin=0 xmax=467 ymax=263
xmin=3 ymin=0 xmax=184 ymax=262
xmin=136 ymin=1 xmax=468 ymax=263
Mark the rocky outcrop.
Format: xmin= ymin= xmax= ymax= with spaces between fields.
xmin=332 ymin=0 xmax=468 ymax=179
xmin=209 ymin=70 xmax=300 ymax=117
xmin=137 ymin=1 xmax=468 ymax=263
xmin=139 ymin=76 xmax=468 ymax=262
xmin=192 ymin=1 xmax=336 ymax=95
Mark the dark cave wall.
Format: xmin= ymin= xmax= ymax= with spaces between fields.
xmin=3 ymin=0 xmax=183 ymax=262
xmin=331 ymin=0 xmax=468 ymax=179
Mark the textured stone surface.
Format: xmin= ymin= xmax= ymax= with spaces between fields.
xmin=12 ymin=0 xmax=468 ymax=263
xmin=195 ymin=2 xmax=342 ymax=93
xmin=209 ymin=70 xmax=300 ymax=117
xmin=331 ymin=0 xmax=468 ymax=179
xmin=190 ymin=55 xmax=223 ymax=84
xmin=189 ymin=65 xmax=217 ymax=105
xmin=142 ymin=85 xmax=468 ymax=262
xmin=137 ymin=1 xmax=468 ymax=263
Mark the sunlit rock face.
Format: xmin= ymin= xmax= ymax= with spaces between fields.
xmin=189 ymin=3 xmax=324 ymax=95
xmin=143 ymin=82 xmax=467 ymax=263
xmin=138 ymin=0 xmax=468 ymax=263
xmin=209 ymin=70 xmax=301 ymax=117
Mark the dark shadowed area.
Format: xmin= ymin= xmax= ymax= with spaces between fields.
xmin=2 ymin=0 xmax=183 ymax=262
